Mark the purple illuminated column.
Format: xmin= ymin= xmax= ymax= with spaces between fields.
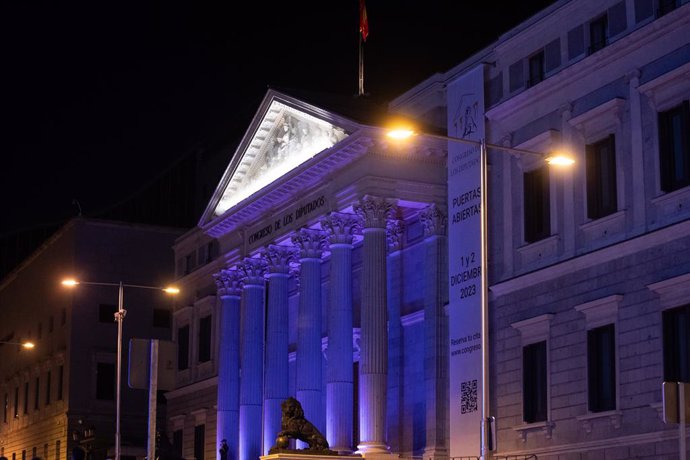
xmin=321 ymin=212 xmax=361 ymax=453
xmin=238 ymin=257 xmax=266 ymax=460
xmin=420 ymin=204 xmax=449 ymax=459
xmin=262 ymin=245 xmax=295 ymax=454
xmin=354 ymin=196 xmax=394 ymax=454
xmin=291 ymin=228 xmax=327 ymax=437
xmin=385 ymin=219 xmax=404 ymax=450
xmin=213 ymin=268 xmax=243 ymax=460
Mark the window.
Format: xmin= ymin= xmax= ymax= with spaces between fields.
xmin=34 ymin=377 xmax=39 ymax=410
xmin=96 ymin=363 xmax=116 ymax=400
xmin=663 ymin=305 xmax=689 ymax=382
xmin=588 ymin=324 xmax=616 ymax=411
xmin=528 ymin=51 xmax=545 ymax=87
xmin=184 ymin=253 xmax=194 ymax=275
xmin=509 ymin=60 xmax=525 ymax=93
xmin=45 ymin=371 xmax=51 ymax=406
xmin=99 ymin=304 xmax=118 ymax=323
xmin=658 ymin=0 xmax=679 ymax=17
xmin=153 ymin=308 xmax=172 ymax=328
xmin=178 ymin=325 xmax=190 ymax=370
xmin=173 ymin=430 xmax=183 ymax=457
xmin=57 ymin=365 xmax=64 ymax=401
xmin=568 ymin=24 xmax=585 ymax=59
xmin=635 ymin=0 xmax=654 ymax=22
xmin=194 ymin=424 xmax=205 ymax=460
xmin=524 ymin=166 xmax=551 ymax=243
xmin=589 ymin=15 xmax=608 ymax=54
xmin=586 ymin=135 xmax=617 ymax=219
xmin=523 ymin=341 xmax=548 ymax=423
xmin=659 ymin=102 xmax=690 ymax=193
xmin=23 ymin=382 xmax=28 ymax=414
xmin=198 ymin=315 xmax=212 ymax=363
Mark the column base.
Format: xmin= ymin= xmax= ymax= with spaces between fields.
xmin=262 ymin=453 xmax=361 ymax=460
xmin=355 ymin=442 xmax=392 ymax=458
xmin=422 ymin=446 xmax=449 ymax=460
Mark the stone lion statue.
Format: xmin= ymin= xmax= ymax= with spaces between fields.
xmin=269 ymin=397 xmax=336 ymax=455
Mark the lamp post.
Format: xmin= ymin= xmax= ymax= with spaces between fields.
xmin=387 ymin=127 xmax=572 ymax=459
xmin=0 ymin=341 xmax=35 ymax=349
xmin=62 ymin=278 xmax=179 ymax=460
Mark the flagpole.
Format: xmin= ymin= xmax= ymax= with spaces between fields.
xmin=358 ymin=32 xmax=364 ymax=96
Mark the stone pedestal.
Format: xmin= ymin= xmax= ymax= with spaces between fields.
xmin=261 ymin=454 xmax=361 ymax=460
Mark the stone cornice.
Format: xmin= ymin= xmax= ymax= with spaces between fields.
xmin=486 ymin=6 xmax=690 ymax=124
xmin=491 ymin=219 xmax=690 ymax=297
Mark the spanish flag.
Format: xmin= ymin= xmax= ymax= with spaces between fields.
xmin=359 ymin=0 xmax=369 ymax=42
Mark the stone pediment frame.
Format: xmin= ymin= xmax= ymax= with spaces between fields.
xmin=199 ymin=89 xmax=369 ymax=237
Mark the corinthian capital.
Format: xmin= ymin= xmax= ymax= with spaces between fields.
xmin=387 ymin=219 xmax=405 ymax=251
xmin=213 ymin=268 xmax=243 ymax=298
xmin=321 ymin=212 xmax=361 ymax=245
xmin=420 ymin=203 xmax=447 ymax=237
xmin=263 ymin=245 xmax=296 ymax=275
xmin=354 ymin=196 xmax=394 ymax=229
xmin=240 ymin=257 xmax=267 ymax=286
xmin=291 ymin=228 xmax=327 ymax=259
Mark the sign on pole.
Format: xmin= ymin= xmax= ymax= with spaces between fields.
xmin=128 ymin=338 xmax=177 ymax=391
xmin=447 ymin=64 xmax=485 ymax=457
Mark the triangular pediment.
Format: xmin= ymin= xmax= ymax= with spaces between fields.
xmin=207 ymin=93 xmax=351 ymax=221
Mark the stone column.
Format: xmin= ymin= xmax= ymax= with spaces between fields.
xmin=214 ymin=268 xmax=243 ymax=460
xmin=238 ymin=257 xmax=266 ymax=460
xmin=291 ymin=228 xmax=328 ymax=436
xmin=321 ymin=212 xmax=361 ymax=453
xmin=420 ymin=204 xmax=449 ymax=460
xmin=262 ymin=245 xmax=295 ymax=454
xmin=385 ymin=219 xmax=404 ymax=452
xmin=354 ymin=196 xmax=394 ymax=454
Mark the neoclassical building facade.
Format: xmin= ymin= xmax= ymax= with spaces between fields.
xmin=165 ymin=0 xmax=690 ymax=459
xmin=164 ymin=90 xmax=449 ymax=460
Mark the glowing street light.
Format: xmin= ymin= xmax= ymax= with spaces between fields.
xmin=387 ymin=125 xmax=573 ymax=459
xmin=61 ymin=278 xmax=179 ymax=460
xmin=0 ymin=340 xmax=35 ymax=349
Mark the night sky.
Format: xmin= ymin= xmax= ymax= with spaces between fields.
xmin=1 ymin=0 xmax=557 ymax=235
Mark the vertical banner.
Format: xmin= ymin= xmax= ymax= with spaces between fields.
xmin=447 ymin=65 xmax=485 ymax=457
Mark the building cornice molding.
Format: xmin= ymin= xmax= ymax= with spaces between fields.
xmin=164 ymin=376 xmax=218 ymax=400
xmin=491 ymin=219 xmax=690 ymax=297
xmin=486 ymin=6 xmax=690 ymax=123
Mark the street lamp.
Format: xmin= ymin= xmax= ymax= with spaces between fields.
xmin=387 ymin=127 xmax=573 ymax=459
xmin=61 ymin=278 xmax=179 ymax=460
xmin=0 ymin=340 xmax=35 ymax=349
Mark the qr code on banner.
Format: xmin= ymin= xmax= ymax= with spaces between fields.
xmin=461 ymin=379 xmax=478 ymax=414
